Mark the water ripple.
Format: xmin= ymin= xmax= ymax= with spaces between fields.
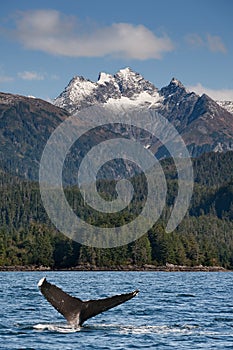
xmin=0 ymin=271 xmax=233 ymax=350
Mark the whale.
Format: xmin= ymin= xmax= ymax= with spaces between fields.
xmin=38 ymin=277 xmax=139 ymax=326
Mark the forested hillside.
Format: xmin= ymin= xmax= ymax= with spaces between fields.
xmin=1 ymin=151 xmax=233 ymax=269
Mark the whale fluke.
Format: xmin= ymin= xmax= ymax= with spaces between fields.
xmin=38 ymin=277 xmax=139 ymax=326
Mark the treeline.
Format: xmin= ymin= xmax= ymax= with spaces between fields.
xmin=1 ymin=151 xmax=233 ymax=269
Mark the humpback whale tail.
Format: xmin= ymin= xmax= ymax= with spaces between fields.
xmin=38 ymin=277 xmax=139 ymax=326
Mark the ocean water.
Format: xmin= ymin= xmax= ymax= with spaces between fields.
xmin=0 ymin=271 xmax=232 ymax=349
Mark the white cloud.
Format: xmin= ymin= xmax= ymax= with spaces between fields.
xmin=18 ymin=71 xmax=45 ymax=80
xmin=14 ymin=9 xmax=174 ymax=60
xmin=206 ymin=34 xmax=227 ymax=53
xmin=188 ymin=83 xmax=233 ymax=101
xmin=186 ymin=33 xmax=227 ymax=54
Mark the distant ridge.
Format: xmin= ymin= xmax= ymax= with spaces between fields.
xmin=0 ymin=68 xmax=233 ymax=181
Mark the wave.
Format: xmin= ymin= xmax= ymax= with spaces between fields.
xmin=29 ymin=322 xmax=227 ymax=338
xmin=33 ymin=322 xmax=200 ymax=335
xmin=33 ymin=323 xmax=81 ymax=333
xmin=117 ymin=324 xmax=199 ymax=335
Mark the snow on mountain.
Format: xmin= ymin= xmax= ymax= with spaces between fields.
xmin=54 ymin=76 xmax=98 ymax=112
xmin=97 ymin=72 xmax=114 ymax=85
xmin=53 ymin=68 xmax=233 ymax=158
xmin=54 ymin=67 xmax=161 ymax=113
xmin=114 ymin=67 xmax=158 ymax=97
xmin=216 ymin=100 xmax=233 ymax=114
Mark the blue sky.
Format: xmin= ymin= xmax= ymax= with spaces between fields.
xmin=0 ymin=0 xmax=233 ymax=101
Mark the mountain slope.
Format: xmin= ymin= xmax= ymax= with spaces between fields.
xmin=0 ymin=92 xmax=125 ymax=182
xmin=0 ymin=92 xmax=70 ymax=180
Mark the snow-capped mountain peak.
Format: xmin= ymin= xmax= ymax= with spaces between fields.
xmin=116 ymin=67 xmax=133 ymax=77
xmin=54 ymin=75 xmax=98 ymax=112
xmin=167 ymin=78 xmax=188 ymax=94
xmin=115 ymin=67 xmax=138 ymax=79
xmin=53 ymin=68 xmax=233 ymax=158
xmin=54 ymin=68 xmax=160 ymax=112
xmin=170 ymin=77 xmax=186 ymax=89
xmin=114 ymin=67 xmax=157 ymax=97
xmin=97 ymin=72 xmax=114 ymax=85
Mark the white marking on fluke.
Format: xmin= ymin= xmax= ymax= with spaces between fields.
xmin=38 ymin=277 xmax=46 ymax=287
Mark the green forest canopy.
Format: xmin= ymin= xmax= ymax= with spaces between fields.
xmin=1 ymin=151 xmax=233 ymax=269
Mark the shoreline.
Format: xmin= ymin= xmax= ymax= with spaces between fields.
xmin=0 ymin=263 xmax=230 ymax=272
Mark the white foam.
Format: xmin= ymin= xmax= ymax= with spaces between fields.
xmin=118 ymin=324 xmax=198 ymax=335
xmin=33 ymin=323 xmax=80 ymax=333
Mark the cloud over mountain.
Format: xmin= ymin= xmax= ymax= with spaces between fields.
xmin=185 ymin=33 xmax=227 ymax=54
xmin=17 ymin=71 xmax=45 ymax=80
xmin=13 ymin=9 xmax=174 ymax=60
xmin=189 ymin=83 xmax=233 ymax=101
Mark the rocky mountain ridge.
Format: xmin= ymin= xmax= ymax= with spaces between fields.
xmin=54 ymin=67 xmax=161 ymax=112
xmin=54 ymin=68 xmax=233 ymax=157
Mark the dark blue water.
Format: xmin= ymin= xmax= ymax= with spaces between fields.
xmin=0 ymin=271 xmax=233 ymax=349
